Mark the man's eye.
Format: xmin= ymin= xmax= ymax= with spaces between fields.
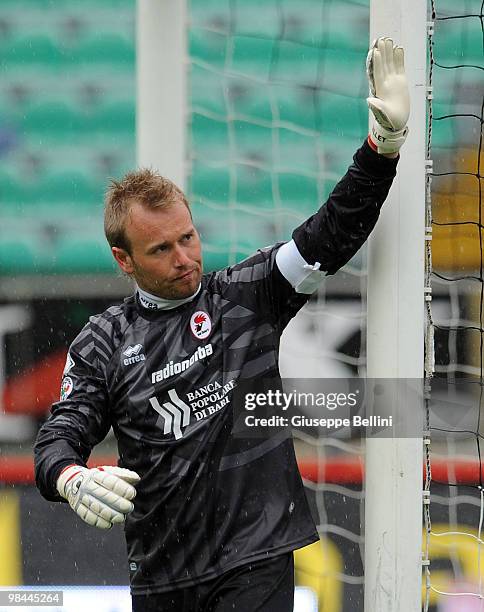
xmin=157 ymin=245 xmax=168 ymax=252
xmin=183 ymin=234 xmax=192 ymax=241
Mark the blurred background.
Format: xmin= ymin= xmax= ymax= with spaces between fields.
xmin=0 ymin=0 xmax=482 ymax=611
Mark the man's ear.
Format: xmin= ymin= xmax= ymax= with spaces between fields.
xmin=112 ymin=247 xmax=134 ymax=275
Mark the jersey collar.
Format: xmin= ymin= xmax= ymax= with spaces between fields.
xmin=136 ymin=284 xmax=201 ymax=311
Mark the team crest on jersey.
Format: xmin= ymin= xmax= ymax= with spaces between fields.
xmin=60 ymin=376 xmax=73 ymax=401
xmin=190 ymin=311 xmax=212 ymax=340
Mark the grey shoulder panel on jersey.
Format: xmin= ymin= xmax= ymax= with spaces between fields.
xmin=89 ymin=303 xmax=131 ymax=340
xmin=73 ymin=302 xmax=136 ymax=371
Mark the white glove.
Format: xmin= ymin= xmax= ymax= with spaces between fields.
xmin=57 ymin=464 xmax=140 ymax=530
xmin=366 ymin=37 xmax=410 ymax=154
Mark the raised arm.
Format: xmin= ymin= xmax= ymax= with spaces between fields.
xmin=277 ymin=37 xmax=409 ymax=289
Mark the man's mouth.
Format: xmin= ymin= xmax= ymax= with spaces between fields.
xmin=176 ymin=269 xmax=194 ymax=281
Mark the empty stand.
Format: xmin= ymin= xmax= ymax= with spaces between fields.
xmin=0 ymin=0 xmax=480 ymax=276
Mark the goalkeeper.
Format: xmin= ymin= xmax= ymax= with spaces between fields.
xmin=34 ymin=38 xmax=409 ymax=611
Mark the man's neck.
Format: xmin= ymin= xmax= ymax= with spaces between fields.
xmin=137 ymin=284 xmax=201 ymax=311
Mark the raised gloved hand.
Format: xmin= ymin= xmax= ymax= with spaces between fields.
xmin=57 ymin=464 xmax=140 ymax=529
xmin=366 ymin=37 xmax=410 ymax=155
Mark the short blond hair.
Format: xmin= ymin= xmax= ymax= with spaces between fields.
xmin=104 ymin=168 xmax=190 ymax=253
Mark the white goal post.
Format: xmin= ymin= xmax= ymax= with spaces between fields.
xmin=365 ymin=1 xmax=427 ymax=611
xmin=136 ymin=0 xmax=187 ymax=189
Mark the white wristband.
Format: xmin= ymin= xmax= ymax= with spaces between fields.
xmin=369 ymin=117 xmax=408 ymax=155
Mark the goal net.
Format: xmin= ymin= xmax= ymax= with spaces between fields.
xmin=424 ymin=0 xmax=484 ymax=610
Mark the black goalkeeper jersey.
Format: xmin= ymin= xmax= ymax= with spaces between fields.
xmin=34 ymin=141 xmax=398 ymax=594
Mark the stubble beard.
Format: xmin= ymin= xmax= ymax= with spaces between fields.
xmin=134 ymin=267 xmax=201 ymax=300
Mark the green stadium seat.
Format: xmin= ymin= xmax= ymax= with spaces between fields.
xmin=190 ymin=0 xmax=231 ymax=31
xmin=105 ymin=157 xmax=136 ymax=182
xmin=191 ymin=113 xmax=230 ymax=161
xmin=230 ymin=36 xmax=276 ymax=81
xmin=190 ymin=64 xmax=227 ymax=116
xmin=318 ymin=49 xmax=366 ymax=97
xmin=277 ymin=128 xmax=320 ymax=173
xmin=0 ymin=171 xmax=27 ymax=204
xmin=429 ymin=68 xmax=453 ymax=105
xmin=229 ymin=81 xmax=338 ymax=131
xmin=318 ymin=92 xmax=366 ymax=138
xmin=59 ymin=0 xmax=133 ymax=6
xmin=259 ymin=41 xmax=328 ymax=88
xmin=201 ymin=251 xmax=230 ymax=273
xmin=277 ymin=172 xmax=320 ymax=212
xmin=434 ymin=18 xmax=483 ymax=64
xmin=323 ymin=136 xmax=364 ymax=176
xmin=319 ymin=2 xmax=368 ymax=53
xmin=230 ymin=36 xmax=364 ymax=89
xmin=189 ymin=166 xmax=231 ymax=204
xmin=0 ymin=0 xmax=50 ymax=6
xmin=193 ymin=67 xmax=363 ymax=133
xmin=22 ymin=102 xmax=88 ymax=136
xmin=0 ymin=0 xmax=117 ymax=6
xmin=209 ymin=0 xmax=369 ymax=51
xmin=192 ymin=203 xmax=229 ymax=232
xmin=434 ymin=0 xmax=476 ymax=18
xmin=232 ymin=121 xmax=272 ymax=160
xmin=0 ymin=234 xmax=46 ymax=274
xmin=229 ymin=81 xmax=273 ymax=122
xmin=91 ymin=101 xmax=135 ymax=133
xmin=235 ymin=165 xmax=274 ymax=207
xmin=54 ymin=236 xmax=116 ymax=273
xmin=36 ymin=171 xmax=103 ymax=205
xmin=229 ymin=1 xmax=281 ymax=40
xmin=431 ymin=102 xmax=466 ymax=149
xmin=76 ymin=35 xmax=135 ymax=66
xmin=0 ymin=165 xmax=110 ymax=216
xmin=0 ymin=35 xmax=64 ymax=68
xmin=224 ymin=121 xmax=320 ymax=172
xmin=0 ymin=101 xmax=22 ymax=127
xmin=190 ymin=159 xmax=323 ymax=216
xmin=189 ymin=30 xmax=227 ymax=68
xmin=231 ymin=208 xmax=279 ymax=246
xmin=0 ymin=240 xmax=35 ymax=273
xmin=192 ymin=203 xmax=276 ymax=272
xmin=274 ymin=86 xmax=319 ymax=130
xmin=191 ymin=164 xmax=280 ymax=210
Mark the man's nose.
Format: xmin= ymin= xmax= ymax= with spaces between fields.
xmin=173 ymin=245 xmax=191 ymax=267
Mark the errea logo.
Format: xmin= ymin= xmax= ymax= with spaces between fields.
xmin=123 ymin=344 xmax=146 ymax=366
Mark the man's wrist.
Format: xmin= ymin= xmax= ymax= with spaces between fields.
xmin=357 ymin=139 xmax=399 ymax=180
xmin=56 ymin=464 xmax=83 ymax=498
xmin=368 ymin=118 xmax=408 ymax=155
xmin=367 ymin=135 xmax=398 ymax=158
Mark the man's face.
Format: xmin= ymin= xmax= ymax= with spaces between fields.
xmin=112 ymin=199 xmax=203 ymax=300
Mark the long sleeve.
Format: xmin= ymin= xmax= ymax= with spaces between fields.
xmin=291 ymin=139 xmax=399 ymax=275
xmin=34 ymin=322 xmax=112 ymax=502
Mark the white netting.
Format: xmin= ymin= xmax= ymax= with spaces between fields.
xmin=425 ymin=0 xmax=484 ymax=610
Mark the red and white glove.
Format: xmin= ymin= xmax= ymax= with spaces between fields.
xmin=57 ymin=465 xmax=140 ymax=530
xmin=366 ymin=37 xmax=410 ymax=154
